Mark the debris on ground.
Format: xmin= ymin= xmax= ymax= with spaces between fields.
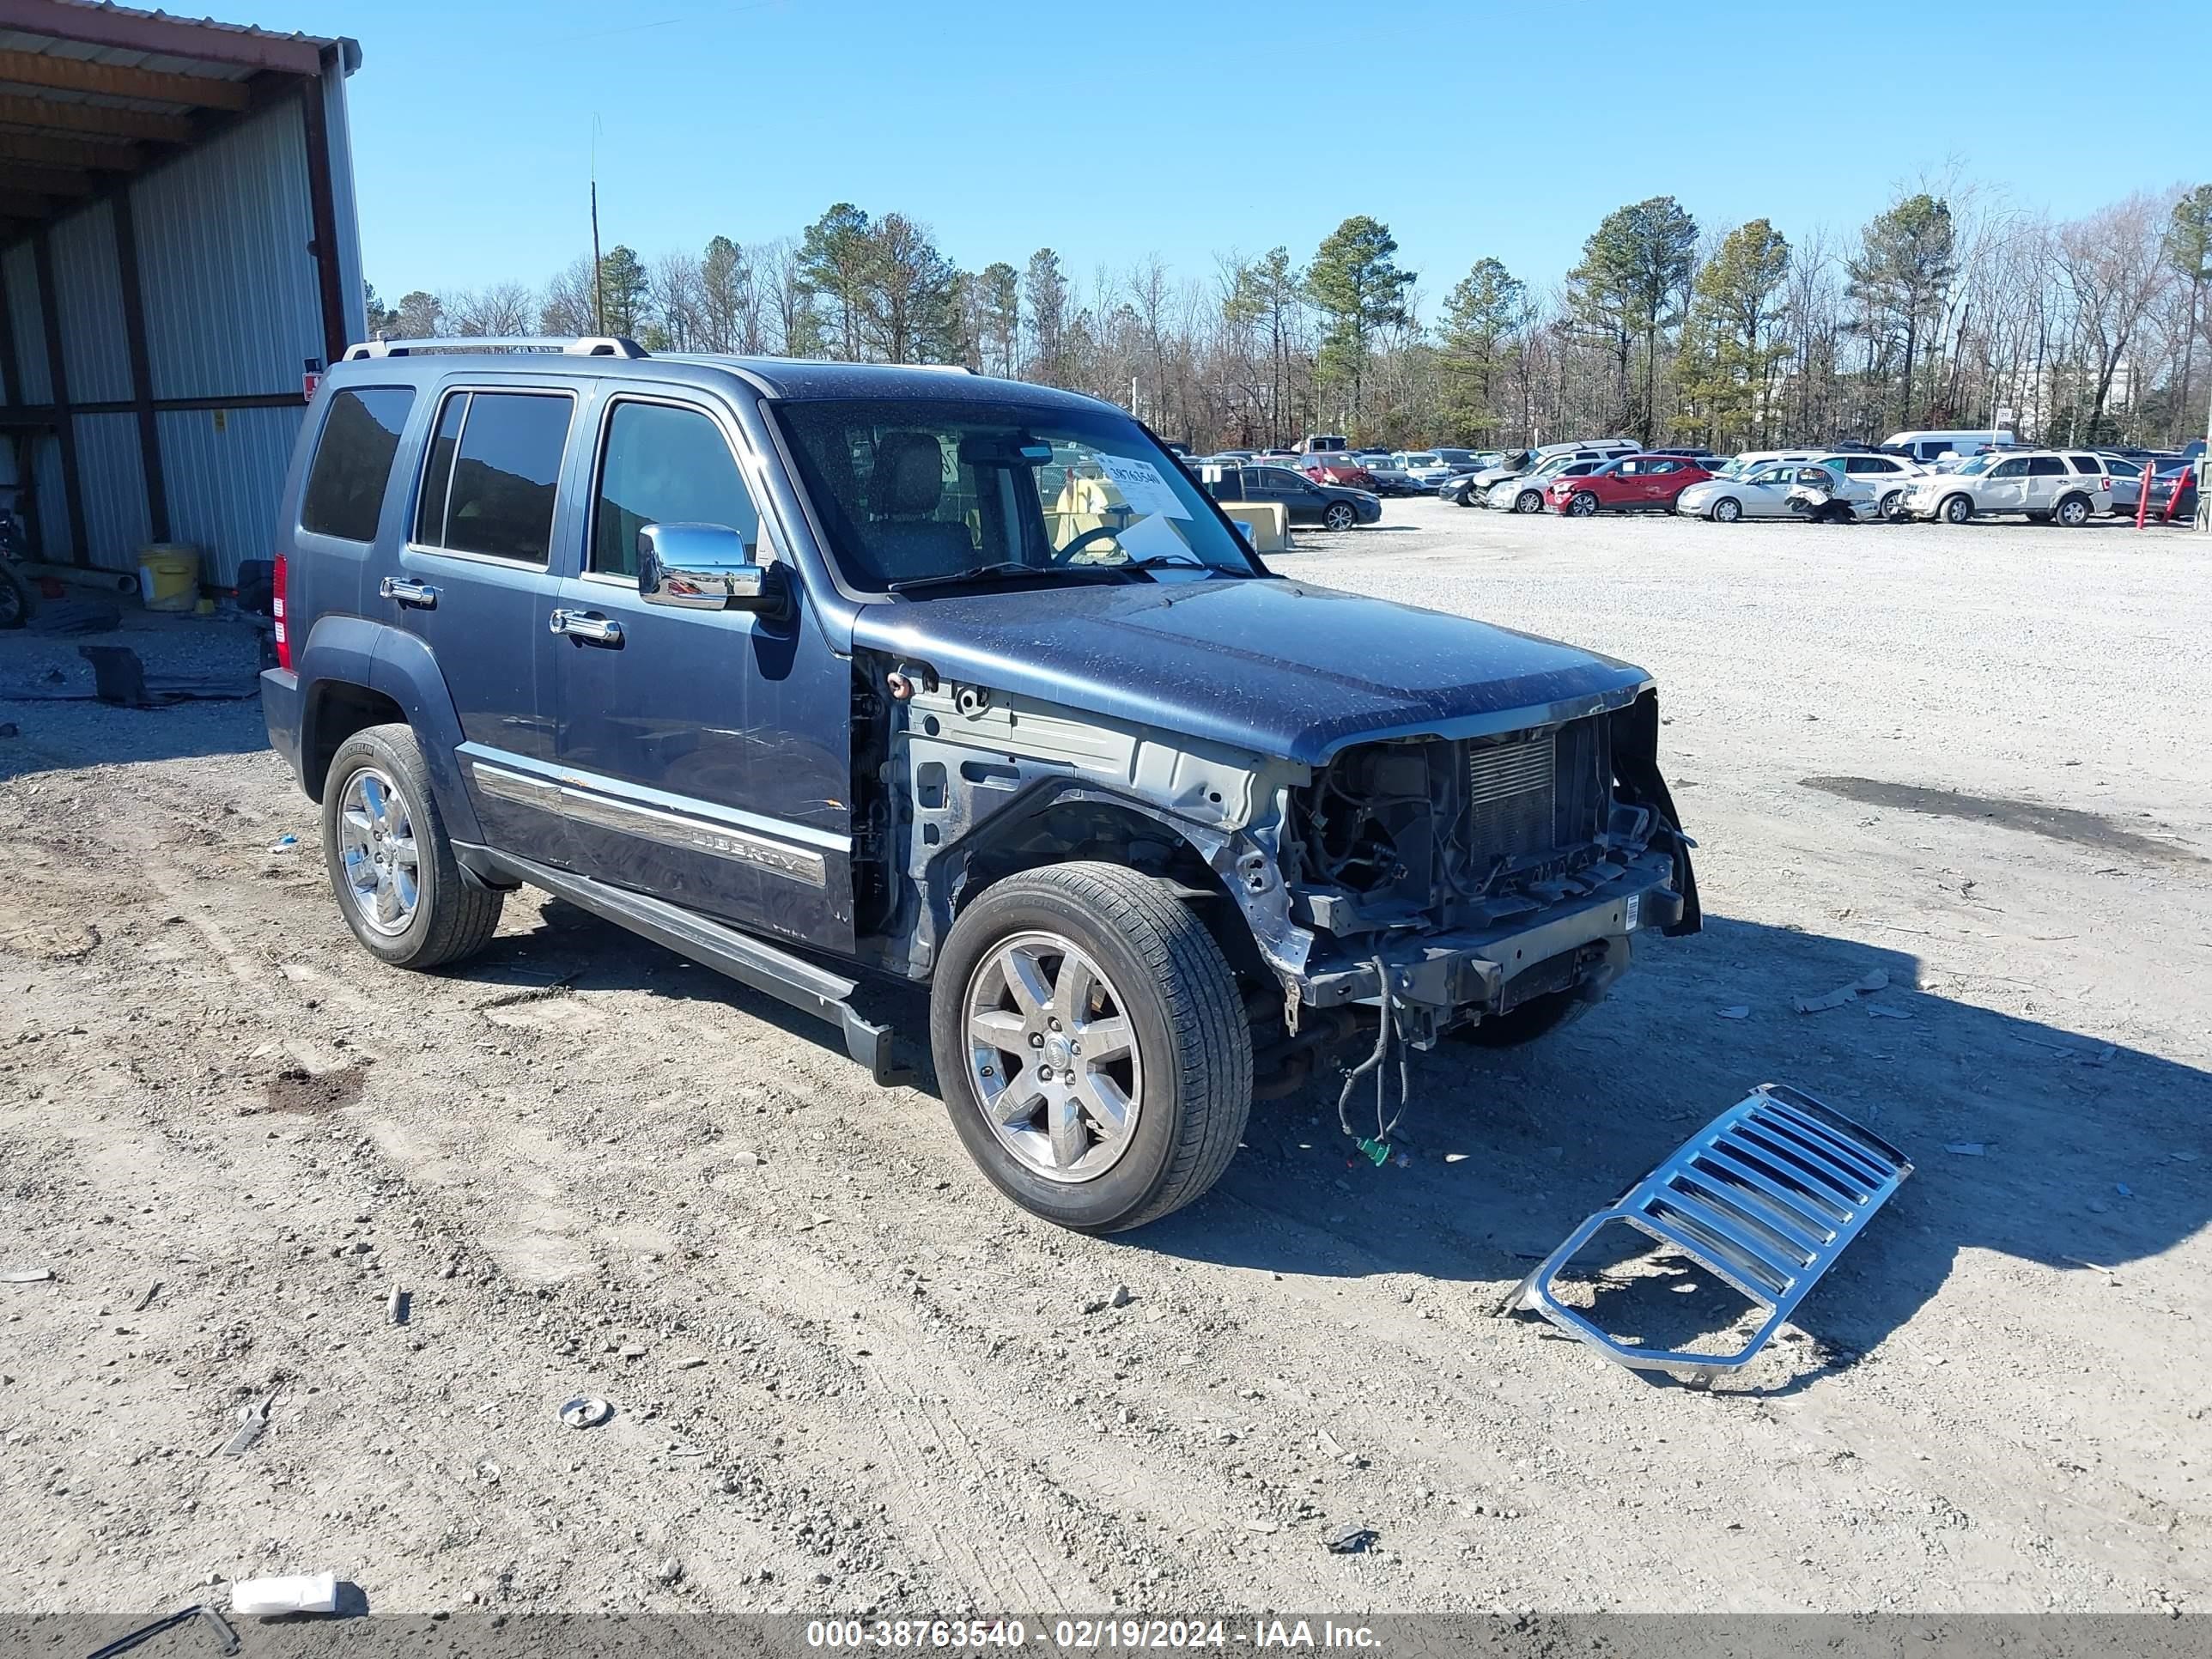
xmin=1945 ymin=1143 xmax=1986 ymax=1156
xmin=216 ymin=1390 xmax=279 ymax=1457
xmin=1792 ymin=969 xmax=1890 ymax=1014
xmin=387 ymin=1287 xmax=410 ymax=1325
xmin=1504 ymin=1083 xmax=1911 ymax=1385
xmin=83 ymin=1602 xmax=238 ymax=1658
xmin=229 ymin=1571 xmax=338 ymax=1618
xmin=3 ymin=1266 xmax=53 ymax=1284
xmin=1717 ymin=1006 xmax=1751 ymax=1019
xmin=269 ymin=834 xmax=299 ymax=853
xmin=1326 ymin=1524 xmax=1378 ymax=1554
xmin=133 ymin=1280 xmax=162 ymax=1311
xmin=560 ymin=1396 xmax=614 ymax=1429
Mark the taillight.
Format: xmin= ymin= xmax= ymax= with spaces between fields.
xmin=272 ymin=553 xmax=291 ymax=670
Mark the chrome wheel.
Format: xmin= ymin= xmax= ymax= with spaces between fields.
xmin=337 ymin=764 xmax=421 ymax=936
xmin=963 ymin=930 xmax=1142 ymax=1183
xmin=1713 ymin=497 xmax=1741 ymax=523
xmin=1323 ymin=502 xmax=1357 ymax=531
xmin=2056 ymin=495 xmax=2089 ymax=527
xmin=1568 ymin=491 xmax=1599 ymax=517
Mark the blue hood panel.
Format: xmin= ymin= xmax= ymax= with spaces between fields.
xmin=850 ymin=577 xmax=1651 ymax=766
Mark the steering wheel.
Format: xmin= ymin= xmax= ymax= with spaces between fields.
xmin=1054 ymin=524 xmax=1124 ymax=562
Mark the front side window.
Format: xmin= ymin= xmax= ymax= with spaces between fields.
xmin=301 ymin=386 xmax=415 ymax=543
xmin=1988 ymin=458 xmax=2028 ymax=479
xmin=591 ymin=402 xmax=761 ymax=579
xmin=413 ymin=390 xmax=574 ymax=564
xmin=773 ymin=398 xmax=1261 ymax=593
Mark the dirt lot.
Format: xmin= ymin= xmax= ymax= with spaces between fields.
xmin=3 ymin=501 xmax=2209 ymax=1619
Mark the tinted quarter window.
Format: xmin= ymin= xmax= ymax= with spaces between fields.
xmin=592 ymin=402 xmax=758 ymax=580
xmin=2027 ymin=456 xmax=2066 ymax=477
xmin=413 ymin=392 xmax=466 ymax=547
xmin=422 ymin=392 xmax=574 ymax=563
xmin=300 ymin=386 xmax=414 ymax=543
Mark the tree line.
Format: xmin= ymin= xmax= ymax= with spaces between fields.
xmin=367 ymin=177 xmax=2212 ymax=453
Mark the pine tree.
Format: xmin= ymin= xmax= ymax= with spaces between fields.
xmin=594 ymin=246 xmax=649 ymax=337
xmin=1305 ymin=216 xmax=1413 ymax=428
xmin=798 ymin=204 xmax=878 ymax=360
xmin=1681 ymin=220 xmax=1791 ymax=446
xmin=2163 ymin=185 xmax=2212 ymax=445
xmin=1023 ymin=249 xmax=1071 ymax=386
xmin=1437 ymin=257 xmax=1524 ymax=442
xmin=1848 ymin=194 xmax=1955 ymax=431
xmin=1567 ymin=198 xmax=1697 ymax=438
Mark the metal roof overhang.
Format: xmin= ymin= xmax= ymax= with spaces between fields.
xmin=0 ymin=0 xmax=356 ymax=246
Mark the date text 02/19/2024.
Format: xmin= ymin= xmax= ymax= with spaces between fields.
xmin=804 ymin=1620 xmax=1382 ymax=1650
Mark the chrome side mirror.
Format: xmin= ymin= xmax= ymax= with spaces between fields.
xmin=636 ymin=522 xmax=785 ymax=617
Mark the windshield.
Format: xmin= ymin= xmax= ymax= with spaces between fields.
xmin=1953 ymin=455 xmax=1995 ymax=477
xmin=773 ymin=398 xmax=1260 ymax=593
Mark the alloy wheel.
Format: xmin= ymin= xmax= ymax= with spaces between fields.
xmin=963 ymin=931 xmax=1143 ymax=1183
xmin=337 ymin=765 xmax=422 ymax=936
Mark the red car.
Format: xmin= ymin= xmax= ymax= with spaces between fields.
xmin=1548 ymin=453 xmax=1713 ymax=516
xmin=1303 ymin=457 xmax=1379 ymax=490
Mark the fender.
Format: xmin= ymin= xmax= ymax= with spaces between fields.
xmin=296 ymin=615 xmax=483 ymax=843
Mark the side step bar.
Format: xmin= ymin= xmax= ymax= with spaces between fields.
xmin=1503 ymin=1083 xmax=1910 ymax=1385
xmin=462 ymin=845 xmax=913 ymax=1088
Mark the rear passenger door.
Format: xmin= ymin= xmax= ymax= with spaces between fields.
xmin=550 ymin=392 xmax=855 ymax=952
xmin=394 ymin=382 xmax=577 ymax=866
xmin=2025 ymin=454 xmax=2069 ymax=509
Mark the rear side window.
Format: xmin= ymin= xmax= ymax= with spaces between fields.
xmin=413 ymin=390 xmax=574 ymax=564
xmin=300 ymin=386 xmax=414 ymax=543
xmin=591 ymin=401 xmax=760 ymax=580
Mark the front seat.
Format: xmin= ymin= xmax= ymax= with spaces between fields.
xmin=867 ymin=432 xmax=975 ymax=580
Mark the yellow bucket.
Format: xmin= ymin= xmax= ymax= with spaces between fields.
xmin=138 ymin=544 xmax=200 ymax=612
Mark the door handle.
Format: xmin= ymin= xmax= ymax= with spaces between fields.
xmin=379 ymin=575 xmax=439 ymax=610
xmin=549 ymin=608 xmax=623 ymax=647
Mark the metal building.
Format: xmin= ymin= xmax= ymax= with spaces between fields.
xmin=0 ymin=0 xmax=364 ymax=589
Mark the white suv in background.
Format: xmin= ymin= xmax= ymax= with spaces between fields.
xmin=1902 ymin=451 xmax=2112 ymax=526
xmin=1825 ymin=451 xmax=1923 ymax=521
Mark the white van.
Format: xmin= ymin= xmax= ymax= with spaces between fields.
xmin=1880 ymin=430 xmax=2016 ymax=466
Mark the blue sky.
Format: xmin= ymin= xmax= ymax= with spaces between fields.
xmin=234 ymin=0 xmax=2207 ymax=310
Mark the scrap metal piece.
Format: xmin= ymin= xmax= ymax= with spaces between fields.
xmin=83 ymin=1602 xmax=238 ymax=1659
xmin=1504 ymin=1083 xmax=1911 ymax=1385
xmin=216 ymin=1389 xmax=278 ymax=1456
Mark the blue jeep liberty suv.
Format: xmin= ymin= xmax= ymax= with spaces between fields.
xmin=262 ymin=336 xmax=1699 ymax=1231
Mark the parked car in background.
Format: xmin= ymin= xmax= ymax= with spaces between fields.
xmin=1901 ymin=450 xmax=2112 ymax=525
xmin=1442 ymin=448 xmax=1534 ymax=505
xmin=1302 ymin=455 xmax=1380 ymax=491
xmin=1717 ymin=449 xmax=1820 ymax=477
xmin=1360 ymin=457 xmax=1426 ymax=495
xmin=1487 ymin=455 xmax=1609 ymax=513
xmin=1467 ymin=442 xmax=1639 ymax=509
xmin=1549 ymin=454 xmax=1714 ymax=516
xmin=1678 ymin=460 xmax=1828 ymax=522
xmin=1212 ymin=464 xmax=1382 ymax=531
xmin=2145 ymin=462 xmax=2198 ymax=522
xmin=1396 ymin=452 xmax=1456 ymax=488
xmin=1297 ymin=433 xmax=1351 ymax=453
xmin=1432 ymin=447 xmax=1486 ymax=471
xmin=1881 ymin=429 xmax=2016 ymax=466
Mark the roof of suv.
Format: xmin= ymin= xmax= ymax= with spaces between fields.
xmin=331 ymin=343 xmax=1121 ymax=416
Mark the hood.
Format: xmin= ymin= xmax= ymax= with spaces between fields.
xmin=850 ymin=577 xmax=1649 ymax=768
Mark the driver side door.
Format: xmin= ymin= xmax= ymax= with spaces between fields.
xmin=550 ymin=392 xmax=856 ymax=952
xmin=1978 ymin=456 xmax=2031 ymax=514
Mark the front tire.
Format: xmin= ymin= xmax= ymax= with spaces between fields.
xmin=1514 ymin=489 xmax=1544 ymax=514
xmin=1566 ymin=490 xmax=1600 ymax=517
xmin=1322 ymin=501 xmax=1358 ymax=532
xmin=1711 ymin=496 xmax=1741 ymax=523
xmin=0 ymin=564 xmax=27 ymax=629
xmin=1940 ymin=494 xmax=1973 ymax=525
xmin=321 ymin=723 xmax=503 ymax=969
xmin=930 ymin=863 xmax=1252 ymax=1232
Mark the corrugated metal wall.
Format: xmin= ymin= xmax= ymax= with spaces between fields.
xmin=135 ymin=103 xmax=325 ymax=404
xmin=159 ymin=405 xmax=299 ymax=572
xmin=1 ymin=64 xmax=365 ymax=588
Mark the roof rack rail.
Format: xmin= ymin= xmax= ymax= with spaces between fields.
xmin=340 ymin=335 xmax=650 ymax=362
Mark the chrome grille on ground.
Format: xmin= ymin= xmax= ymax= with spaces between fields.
xmin=1467 ymin=732 xmax=1557 ymax=857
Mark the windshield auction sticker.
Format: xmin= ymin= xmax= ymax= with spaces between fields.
xmin=1095 ymin=454 xmax=1191 ymax=519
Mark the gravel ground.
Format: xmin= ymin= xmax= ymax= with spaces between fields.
xmin=2 ymin=502 xmax=2208 ymax=1619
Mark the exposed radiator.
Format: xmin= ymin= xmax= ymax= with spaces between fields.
xmin=1466 ymin=732 xmax=1557 ymax=857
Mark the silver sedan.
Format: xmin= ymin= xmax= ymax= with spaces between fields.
xmin=1678 ymin=463 xmax=1824 ymax=522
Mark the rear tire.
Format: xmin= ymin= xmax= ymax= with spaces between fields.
xmin=2054 ymin=494 xmax=2092 ymax=527
xmin=321 ymin=723 xmax=503 ymax=969
xmin=930 ymin=862 xmax=1252 ymax=1233
xmin=1515 ymin=489 xmax=1544 ymax=514
xmin=1879 ymin=489 xmax=1905 ymax=521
